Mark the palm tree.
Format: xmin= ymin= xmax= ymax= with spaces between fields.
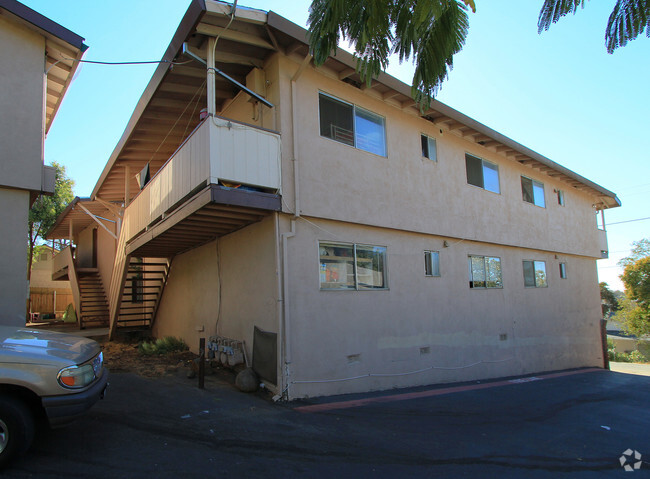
xmin=538 ymin=0 xmax=650 ymax=53
xmin=307 ymin=0 xmax=476 ymax=110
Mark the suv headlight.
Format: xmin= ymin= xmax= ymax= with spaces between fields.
xmin=58 ymin=352 xmax=104 ymax=389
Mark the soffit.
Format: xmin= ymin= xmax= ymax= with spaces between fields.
xmin=46 ymin=197 xmax=114 ymax=240
xmin=0 ymin=0 xmax=87 ymax=133
xmin=266 ymin=11 xmax=620 ymax=210
xmin=91 ymin=0 xmax=276 ymax=205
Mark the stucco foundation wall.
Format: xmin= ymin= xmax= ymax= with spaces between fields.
xmin=153 ymin=216 xmax=279 ymax=382
xmin=0 ymin=188 xmax=30 ymax=326
xmin=284 ymin=217 xmax=603 ymax=399
xmin=0 ymin=15 xmax=45 ymax=191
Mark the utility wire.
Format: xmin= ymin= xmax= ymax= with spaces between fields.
xmin=608 ymin=216 xmax=650 ymax=226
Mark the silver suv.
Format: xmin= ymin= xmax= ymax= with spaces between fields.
xmin=0 ymin=326 xmax=108 ymax=468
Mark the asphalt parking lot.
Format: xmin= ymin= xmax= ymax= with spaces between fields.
xmin=5 ymin=366 xmax=650 ymax=478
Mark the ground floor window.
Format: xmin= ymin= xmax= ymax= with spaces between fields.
xmin=319 ymin=242 xmax=387 ymax=290
xmin=523 ymin=260 xmax=548 ymax=287
xmin=468 ymin=255 xmax=502 ymax=289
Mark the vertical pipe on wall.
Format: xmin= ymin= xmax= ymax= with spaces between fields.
xmin=278 ymin=55 xmax=311 ymax=399
xmin=207 ymin=37 xmax=216 ymax=116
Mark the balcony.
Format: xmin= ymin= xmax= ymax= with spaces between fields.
xmin=122 ymin=116 xmax=282 ymax=257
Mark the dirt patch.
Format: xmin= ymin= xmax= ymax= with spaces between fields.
xmin=100 ymin=339 xmax=197 ymax=377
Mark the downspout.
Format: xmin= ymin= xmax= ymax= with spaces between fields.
xmin=279 ymin=54 xmax=311 ymax=399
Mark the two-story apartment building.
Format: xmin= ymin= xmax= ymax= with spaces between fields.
xmin=47 ymin=0 xmax=619 ymax=399
xmin=0 ymin=0 xmax=86 ymax=326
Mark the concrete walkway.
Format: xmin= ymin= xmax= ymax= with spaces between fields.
xmin=610 ymin=361 xmax=650 ymax=376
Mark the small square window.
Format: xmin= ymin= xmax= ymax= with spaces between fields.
xmin=466 ymin=154 xmax=500 ymax=193
xmin=421 ymin=135 xmax=437 ymax=162
xmin=521 ymin=177 xmax=546 ymax=207
xmin=523 ymin=260 xmax=547 ymax=287
xmin=559 ymin=262 xmax=567 ymax=279
xmin=557 ymin=189 xmax=565 ymax=206
xmin=424 ymin=251 xmax=440 ymax=276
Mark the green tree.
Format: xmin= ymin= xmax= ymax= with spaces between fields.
xmin=618 ymin=238 xmax=650 ymax=268
xmin=615 ymin=255 xmax=650 ymax=337
xmin=308 ymin=0 xmax=476 ymax=110
xmin=28 ymin=162 xmax=74 ymax=280
xmin=600 ymin=281 xmax=619 ymax=318
xmin=538 ymin=0 xmax=650 ymax=53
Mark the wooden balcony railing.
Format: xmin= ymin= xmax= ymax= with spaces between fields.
xmin=123 ymin=116 xmax=281 ymax=244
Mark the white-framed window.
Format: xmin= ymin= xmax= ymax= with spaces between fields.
xmin=521 ymin=176 xmax=546 ymax=207
xmin=424 ymin=251 xmax=440 ymax=277
xmin=465 ymin=154 xmax=500 ymax=193
xmin=559 ymin=262 xmax=567 ymax=279
xmin=468 ymin=255 xmax=502 ymax=289
xmin=556 ymin=189 xmax=565 ymax=206
xmin=319 ymin=242 xmax=387 ymax=290
xmin=421 ymin=134 xmax=437 ymax=162
xmin=318 ymin=93 xmax=387 ymax=156
xmin=523 ymin=260 xmax=547 ymax=287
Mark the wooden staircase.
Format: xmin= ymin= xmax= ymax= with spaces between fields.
xmin=114 ymin=258 xmax=170 ymax=331
xmin=77 ymin=271 xmax=110 ymax=328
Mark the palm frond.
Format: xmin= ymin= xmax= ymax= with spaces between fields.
xmin=606 ymin=0 xmax=650 ymax=52
xmin=538 ymin=0 xmax=587 ymax=34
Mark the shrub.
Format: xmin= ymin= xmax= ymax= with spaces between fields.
xmin=138 ymin=336 xmax=188 ymax=356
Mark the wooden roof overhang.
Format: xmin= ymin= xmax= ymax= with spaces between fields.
xmin=0 ymin=0 xmax=88 ymax=133
xmin=264 ymin=11 xmax=621 ymax=211
xmin=91 ymin=0 xmax=277 ymax=206
xmin=45 ymin=197 xmax=115 ymax=241
xmin=126 ymin=185 xmax=281 ymax=258
xmin=90 ymin=0 xmax=619 ymax=211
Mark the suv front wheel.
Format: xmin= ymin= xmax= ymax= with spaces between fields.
xmin=0 ymin=396 xmax=35 ymax=469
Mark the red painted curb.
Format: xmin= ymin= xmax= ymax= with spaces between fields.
xmin=294 ymin=368 xmax=602 ymax=413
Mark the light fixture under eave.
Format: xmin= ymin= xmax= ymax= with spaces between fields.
xmin=181 ymin=43 xmax=274 ymax=109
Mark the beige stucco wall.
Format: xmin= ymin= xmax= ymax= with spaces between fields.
xmin=31 ymin=248 xmax=71 ymax=289
xmin=283 ymin=217 xmax=603 ymax=399
xmin=75 ymin=219 xmax=117 ymax=294
xmin=277 ymin=55 xmax=605 ymax=259
xmin=0 ymin=15 xmax=45 ymax=192
xmin=0 ymin=188 xmax=30 ymax=326
xmin=153 ymin=216 xmax=280 ymax=386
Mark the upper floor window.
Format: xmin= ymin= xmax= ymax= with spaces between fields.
xmin=466 ymin=154 xmax=500 ymax=193
xmin=559 ymin=262 xmax=567 ymax=279
xmin=319 ymin=242 xmax=387 ymax=290
xmin=521 ymin=176 xmax=546 ymax=207
xmin=468 ymin=255 xmax=502 ymax=289
xmin=424 ymin=250 xmax=440 ymax=276
xmin=556 ymin=189 xmax=565 ymax=206
xmin=319 ymin=93 xmax=387 ymax=156
xmin=523 ymin=260 xmax=547 ymax=287
xmin=421 ymin=135 xmax=437 ymax=161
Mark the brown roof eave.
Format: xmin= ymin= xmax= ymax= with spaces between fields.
xmin=44 ymin=196 xmax=83 ymax=240
xmin=0 ymin=0 xmax=87 ymax=51
xmin=266 ymin=11 xmax=620 ymax=208
xmin=90 ymin=0 xmax=207 ymax=201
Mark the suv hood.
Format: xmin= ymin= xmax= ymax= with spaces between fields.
xmin=0 ymin=326 xmax=100 ymax=365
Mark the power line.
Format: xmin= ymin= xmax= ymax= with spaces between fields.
xmin=608 ymin=216 xmax=650 ymax=226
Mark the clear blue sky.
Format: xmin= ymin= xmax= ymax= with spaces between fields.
xmin=24 ymin=0 xmax=649 ymax=290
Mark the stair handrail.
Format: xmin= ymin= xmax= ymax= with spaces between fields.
xmin=108 ymin=221 xmax=131 ymax=339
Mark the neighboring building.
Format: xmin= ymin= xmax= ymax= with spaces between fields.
xmin=47 ymin=1 xmax=620 ymax=399
xmin=29 ymin=245 xmax=73 ymax=320
xmin=0 ymin=0 xmax=86 ymax=326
